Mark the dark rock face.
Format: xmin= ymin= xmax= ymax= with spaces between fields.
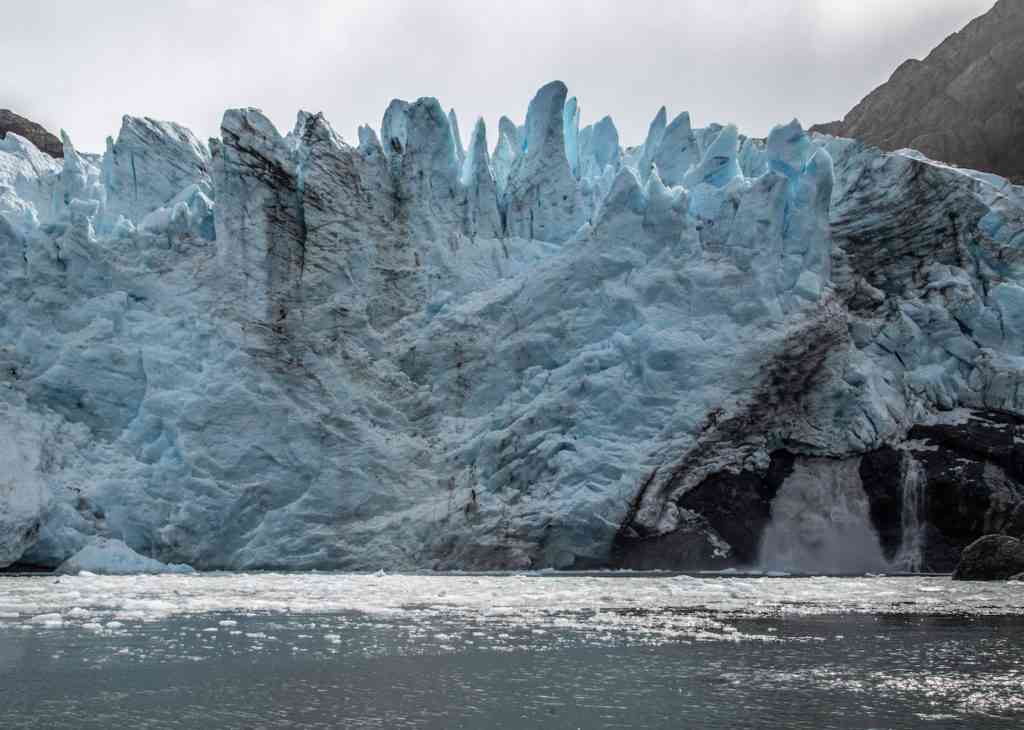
xmin=0 ymin=109 xmax=62 ymax=158
xmin=858 ymin=447 xmax=906 ymax=561
xmin=611 ymin=513 xmax=736 ymax=572
xmin=615 ymin=411 xmax=1024 ymax=574
xmin=953 ymin=534 xmax=1024 ymax=580
xmin=676 ymin=451 xmax=795 ymax=565
xmin=912 ymin=412 xmax=1024 ymax=570
xmin=612 ymin=451 xmax=796 ymax=570
xmin=811 ymin=0 xmax=1024 ymax=183
xmin=858 ymin=411 xmax=1024 ymax=573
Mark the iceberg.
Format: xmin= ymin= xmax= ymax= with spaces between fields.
xmin=56 ymin=537 xmax=195 ymax=575
xmin=1 ymin=81 xmax=1023 ymax=574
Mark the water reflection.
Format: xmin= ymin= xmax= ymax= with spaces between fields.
xmin=2 ymin=609 xmax=1022 ymax=729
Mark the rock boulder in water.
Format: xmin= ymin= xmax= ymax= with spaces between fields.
xmin=952 ymin=535 xmax=1024 ymax=581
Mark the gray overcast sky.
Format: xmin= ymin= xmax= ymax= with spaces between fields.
xmin=0 ymin=0 xmax=996 ymax=153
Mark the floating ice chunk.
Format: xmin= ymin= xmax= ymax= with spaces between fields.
xmin=30 ymin=613 xmax=64 ymax=626
xmin=56 ymin=537 xmax=195 ymax=575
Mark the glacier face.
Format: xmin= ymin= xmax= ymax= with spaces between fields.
xmin=1 ymin=81 xmax=1023 ymax=572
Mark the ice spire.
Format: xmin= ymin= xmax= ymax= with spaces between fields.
xmin=589 ymin=116 xmax=621 ymax=172
xmin=358 ymin=124 xmax=384 ymax=158
xmin=683 ymin=124 xmax=741 ymax=189
xmin=638 ymin=106 xmax=667 ymax=182
xmin=381 ymin=99 xmax=411 ymax=156
xmin=504 ymin=81 xmax=584 ymax=242
xmin=653 ymin=111 xmax=700 ymax=188
xmin=563 ymin=96 xmax=581 ymax=179
xmin=498 ymin=116 xmax=521 ymax=157
xmin=448 ymin=108 xmax=465 ymax=166
xmin=59 ymin=129 xmax=89 ymax=206
xmin=766 ymin=118 xmax=813 ymax=179
xmin=492 ymin=130 xmax=516 ymax=199
xmin=460 ymin=117 xmax=502 ymax=237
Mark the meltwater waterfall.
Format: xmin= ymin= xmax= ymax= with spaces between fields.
xmin=893 ymin=457 xmax=927 ymax=572
xmin=758 ymin=458 xmax=889 ymax=574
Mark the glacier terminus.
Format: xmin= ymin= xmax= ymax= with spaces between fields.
xmin=2 ymin=80 xmax=1023 ymax=574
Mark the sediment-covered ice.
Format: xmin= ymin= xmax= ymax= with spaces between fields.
xmin=1 ymin=80 xmax=1023 ymax=572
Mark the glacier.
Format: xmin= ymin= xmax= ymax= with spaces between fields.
xmin=1 ymin=80 xmax=1023 ymax=573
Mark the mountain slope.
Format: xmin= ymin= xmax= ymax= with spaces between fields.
xmin=812 ymin=0 xmax=1024 ymax=183
xmin=0 ymin=109 xmax=62 ymax=159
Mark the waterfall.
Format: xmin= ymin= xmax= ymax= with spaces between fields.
xmin=892 ymin=456 xmax=927 ymax=572
xmin=758 ymin=458 xmax=889 ymax=574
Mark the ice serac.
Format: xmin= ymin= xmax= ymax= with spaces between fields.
xmin=0 ymin=131 xmax=61 ymax=229
xmin=391 ymin=97 xmax=463 ymax=236
xmin=460 ymin=118 xmax=503 ymax=237
xmin=497 ymin=115 xmax=521 ymax=158
xmin=563 ymin=96 xmax=581 ymax=179
xmin=684 ymin=123 xmax=741 ymax=189
xmin=586 ymin=115 xmax=621 ymax=174
xmin=0 ymin=399 xmax=49 ymax=567
xmin=638 ymin=106 xmax=667 ymax=182
xmin=491 ymin=130 xmax=516 ymax=199
xmin=447 ymin=108 xmax=465 ymax=166
xmin=213 ymin=107 xmax=305 ymax=339
xmin=504 ymin=81 xmax=584 ymax=242
xmin=1 ymin=80 xmax=1024 ymax=574
xmin=101 ymin=116 xmax=211 ymax=229
xmin=766 ymin=119 xmax=813 ymax=178
xmin=653 ymin=111 xmax=700 ymax=188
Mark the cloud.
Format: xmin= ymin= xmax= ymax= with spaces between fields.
xmin=0 ymin=0 xmax=995 ymax=152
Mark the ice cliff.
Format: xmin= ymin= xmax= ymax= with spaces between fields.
xmin=2 ymin=81 xmax=1023 ymax=573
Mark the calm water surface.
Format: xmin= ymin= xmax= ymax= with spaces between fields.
xmin=1 ymin=573 xmax=1022 ymax=729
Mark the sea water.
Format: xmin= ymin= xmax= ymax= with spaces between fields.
xmin=1 ymin=573 xmax=1022 ymax=728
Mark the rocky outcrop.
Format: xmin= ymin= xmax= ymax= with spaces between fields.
xmin=0 ymin=109 xmax=62 ymax=159
xmin=856 ymin=411 xmax=1024 ymax=573
xmin=812 ymin=0 xmax=1024 ymax=183
xmin=953 ymin=534 xmax=1024 ymax=580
